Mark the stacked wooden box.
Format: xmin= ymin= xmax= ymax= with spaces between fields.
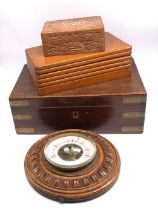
xmin=9 ymin=16 xmax=147 ymax=134
xmin=26 ymin=16 xmax=132 ymax=95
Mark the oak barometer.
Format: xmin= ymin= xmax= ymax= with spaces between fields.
xmin=24 ymin=129 xmax=120 ymax=202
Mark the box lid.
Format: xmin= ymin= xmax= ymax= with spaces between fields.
xmin=41 ymin=16 xmax=104 ymax=34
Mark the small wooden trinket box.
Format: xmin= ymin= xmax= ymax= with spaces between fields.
xmin=41 ymin=16 xmax=105 ymax=56
xmin=9 ymin=58 xmax=147 ymax=134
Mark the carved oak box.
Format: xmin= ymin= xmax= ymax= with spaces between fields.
xmin=41 ymin=16 xmax=105 ymax=56
xmin=9 ymin=58 xmax=146 ymax=134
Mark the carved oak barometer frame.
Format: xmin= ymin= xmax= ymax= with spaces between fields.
xmin=24 ymin=129 xmax=120 ymax=202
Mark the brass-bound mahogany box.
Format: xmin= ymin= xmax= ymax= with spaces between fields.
xmin=9 ymin=58 xmax=146 ymax=134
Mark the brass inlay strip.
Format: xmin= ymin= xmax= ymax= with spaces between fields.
xmin=16 ymin=128 xmax=34 ymax=134
xmin=123 ymin=96 xmax=146 ymax=104
xmin=10 ymin=100 xmax=30 ymax=107
xmin=122 ymin=126 xmax=143 ymax=133
xmin=123 ymin=112 xmax=145 ymax=119
xmin=13 ymin=115 xmax=32 ymax=120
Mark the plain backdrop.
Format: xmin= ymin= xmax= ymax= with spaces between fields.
xmin=0 ymin=0 xmax=158 ymax=209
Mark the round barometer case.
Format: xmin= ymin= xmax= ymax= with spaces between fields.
xmin=24 ymin=129 xmax=120 ymax=202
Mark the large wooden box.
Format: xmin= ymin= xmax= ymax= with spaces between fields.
xmin=9 ymin=58 xmax=147 ymax=134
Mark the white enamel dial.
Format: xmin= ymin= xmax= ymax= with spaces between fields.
xmin=44 ymin=133 xmax=97 ymax=170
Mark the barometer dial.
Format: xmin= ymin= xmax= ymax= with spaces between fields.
xmin=44 ymin=134 xmax=96 ymax=170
